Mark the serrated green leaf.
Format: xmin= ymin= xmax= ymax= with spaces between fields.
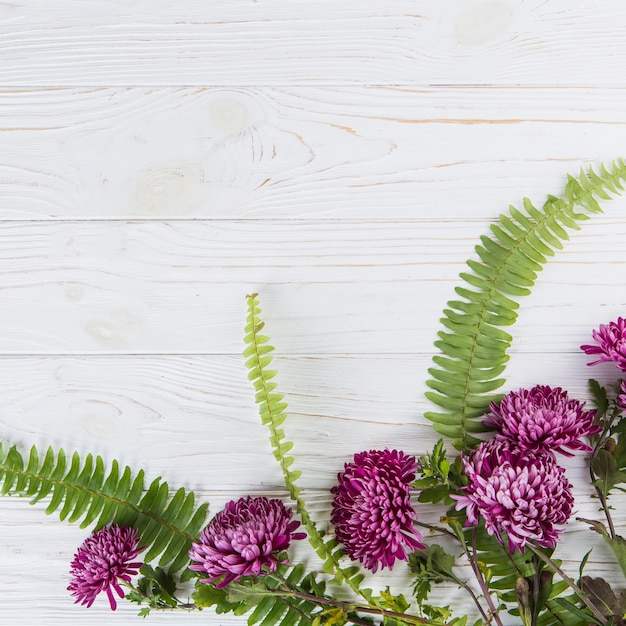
xmin=426 ymin=161 xmax=626 ymax=449
xmin=0 ymin=444 xmax=208 ymax=573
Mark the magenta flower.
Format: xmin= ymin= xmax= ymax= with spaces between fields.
xmin=330 ymin=449 xmax=424 ymax=572
xmin=581 ymin=317 xmax=626 ymax=371
xmin=189 ymin=496 xmax=306 ymax=587
xmin=454 ymin=438 xmax=574 ymax=553
xmin=68 ymin=525 xmax=144 ymax=610
xmin=484 ymin=385 xmax=600 ymax=456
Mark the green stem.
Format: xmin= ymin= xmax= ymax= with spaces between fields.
xmin=527 ymin=544 xmax=608 ymax=625
xmin=469 ymin=527 xmax=504 ymax=626
xmin=590 ymin=409 xmax=620 ymax=540
xmin=268 ymin=572 xmax=431 ymax=625
xmin=268 ymin=587 xmax=432 ymax=625
xmin=450 ymin=574 xmax=493 ymax=625
xmin=591 ymin=468 xmax=617 ymax=539
xmin=422 ymin=519 xmax=502 ymax=625
xmin=414 ymin=519 xmax=460 ymax=542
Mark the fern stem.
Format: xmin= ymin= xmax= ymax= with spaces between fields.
xmin=458 ymin=195 xmax=584 ymax=443
xmin=2 ymin=458 xmax=196 ymax=544
xmin=244 ymin=294 xmax=367 ymax=598
xmin=245 ymin=296 xmax=322 ymax=537
xmin=279 ymin=597 xmax=316 ymax=625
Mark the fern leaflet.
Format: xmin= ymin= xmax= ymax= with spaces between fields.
xmin=425 ymin=160 xmax=626 ymax=449
xmin=0 ymin=442 xmax=208 ymax=574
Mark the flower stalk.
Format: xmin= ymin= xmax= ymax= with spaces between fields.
xmin=469 ymin=528 xmax=504 ymax=626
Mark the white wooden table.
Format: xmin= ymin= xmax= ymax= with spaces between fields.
xmin=2 ymin=2 xmax=626 ymax=624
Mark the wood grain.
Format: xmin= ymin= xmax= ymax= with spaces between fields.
xmin=2 ymin=86 xmax=626 ymax=219
xmin=2 ymin=2 xmax=626 ymax=86
xmin=0 ymin=217 xmax=623 ymax=355
xmin=0 ymin=353 xmax=619 ymax=486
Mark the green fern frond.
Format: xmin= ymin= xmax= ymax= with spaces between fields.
xmin=243 ymin=294 xmax=367 ymax=595
xmin=248 ymin=564 xmax=324 ymax=626
xmin=425 ymin=159 xmax=626 ymax=449
xmin=194 ymin=563 xmax=328 ymax=626
xmin=537 ymin=594 xmax=595 ymax=626
xmin=0 ymin=442 xmax=208 ymax=573
xmin=472 ymin=531 xmax=586 ymax=625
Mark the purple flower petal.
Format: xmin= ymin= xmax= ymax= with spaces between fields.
xmin=189 ymin=496 xmax=305 ymax=587
xmin=67 ymin=524 xmax=143 ymax=610
xmin=484 ymin=385 xmax=600 ymax=456
xmin=581 ymin=317 xmax=626 ymax=371
xmin=330 ymin=449 xmax=424 ymax=573
xmin=454 ymin=439 xmax=573 ymax=553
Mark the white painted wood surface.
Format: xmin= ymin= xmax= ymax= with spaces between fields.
xmin=2 ymin=1 xmax=626 ymax=624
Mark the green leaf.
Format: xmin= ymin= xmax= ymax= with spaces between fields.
xmin=409 ymin=543 xmax=459 ymax=606
xmin=576 ymin=519 xmax=626 ymax=585
xmin=553 ymin=597 xmax=603 ymax=625
xmin=581 ymin=576 xmax=624 ymax=619
xmin=515 ymin=578 xmax=533 ymax=626
xmin=193 ymin=583 xmax=248 ymax=613
xmin=589 ymin=378 xmax=610 ymax=415
xmin=466 ymin=524 xmax=554 ymax=620
xmin=0 ymin=442 xmax=208 ymax=574
xmin=591 ymin=448 xmax=626 ymax=495
xmin=426 ymin=161 xmax=626 ymax=449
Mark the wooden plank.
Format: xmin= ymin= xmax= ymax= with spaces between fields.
xmin=0 ymin=352 xmax=615 ymax=488
xmin=0 ymin=217 xmax=623 ymax=354
xmin=2 ymin=86 xmax=626 ymax=219
xmin=3 ymin=2 xmax=626 ymax=86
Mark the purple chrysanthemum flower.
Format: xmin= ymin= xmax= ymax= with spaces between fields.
xmin=68 ymin=525 xmax=143 ymax=610
xmin=330 ymin=449 xmax=424 ymax=572
xmin=188 ymin=496 xmax=306 ymax=587
xmin=454 ymin=438 xmax=574 ymax=553
xmin=581 ymin=317 xmax=626 ymax=371
xmin=484 ymin=385 xmax=600 ymax=456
